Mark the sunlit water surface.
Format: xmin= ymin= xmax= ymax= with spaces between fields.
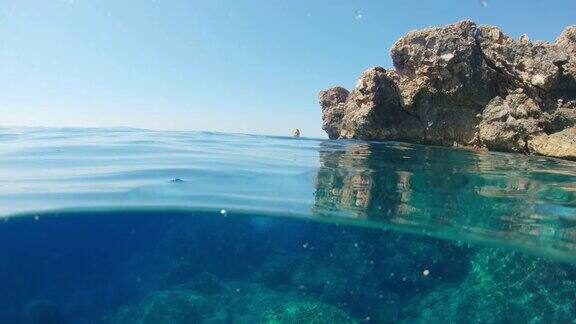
xmin=0 ymin=127 xmax=575 ymax=323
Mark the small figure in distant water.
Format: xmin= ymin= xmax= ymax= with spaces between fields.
xmin=292 ymin=129 xmax=301 ymax=137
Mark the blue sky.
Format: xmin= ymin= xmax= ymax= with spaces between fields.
xmin=1 ymin=0 xmax=575 ymax=137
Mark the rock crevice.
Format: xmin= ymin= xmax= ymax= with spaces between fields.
xmin=319 ymin=21 xmax=576 ymax=160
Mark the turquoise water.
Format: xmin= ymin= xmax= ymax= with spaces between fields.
xmin=1 ymin=127 xmax=576 ymax=323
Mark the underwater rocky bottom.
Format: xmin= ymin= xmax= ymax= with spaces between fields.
xmin=2 ymin=210 xmax=576 ymax=324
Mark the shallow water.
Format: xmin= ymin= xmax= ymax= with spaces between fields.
xmin=1 ymin=127 xmax=576 ymax=323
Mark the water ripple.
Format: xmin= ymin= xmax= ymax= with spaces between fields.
xmin=1 ymin=127 xmax=576 ymax=263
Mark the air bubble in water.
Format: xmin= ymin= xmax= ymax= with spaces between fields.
xmin=220 ymin=209 xmax=227 ymax=216
xmin=354 ymin=10 xmax=363 ymax=20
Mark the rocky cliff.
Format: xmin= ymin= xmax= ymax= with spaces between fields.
xmin=319 ymin=21 xmax=576 ymax=160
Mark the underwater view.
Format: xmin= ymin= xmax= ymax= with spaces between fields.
xmin=0 ymin=127 xmax=575 ymax=323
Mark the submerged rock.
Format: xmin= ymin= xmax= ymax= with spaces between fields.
xmin=319 ymin=21 xmax=576 ymax=159
xmin=110 ymin=290 xmax=215 ymax=324
xmin=401 ymin=248 xmax=576 ymax=323
xmin=186 ymin=272 xmax=224 ymax=295
xmin=261 ymin=301 xmax=356 ymax=324
xmin=23 ymin=300 xmax=65 ymax=324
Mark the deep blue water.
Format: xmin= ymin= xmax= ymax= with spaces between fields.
xmin=1 ymin=127 xmax=576 ymax=323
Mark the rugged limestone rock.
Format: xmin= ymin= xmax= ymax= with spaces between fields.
xmin=478 ymin=92 xmax=542 ymax=152
xmin=319 ymin=21 xmax=576 ymax=159
xmin=529 ymin=127 xmax=576 ymax=160
xmin=319 ymin=86 xmax=349 ymax=139
xmin=321 ymin=67 xmax=423 ymax=140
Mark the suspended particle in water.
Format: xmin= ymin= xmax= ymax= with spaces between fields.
xmin=220 ymin=209 xmax=227 ymax=216
xmin=353 ymin=243 xmax=359 ymax=247
xmin=354 ymin=10 xmax=363 ymax=20
xmin=34 ymin=215 xmax=40 ymax=221
xmin=365 ymin=317 xmax=371 ymax=322
xmin=480 ymin=0 xmax=488 ymax=7
xmin=401 ymin=277 xmax=407 ymax=282
xmin=423 ymin=269 xmax=430 ymax=276
xmin=235 ymin=288 xmax=241 ymax=293
xmin=302 ymin=242 xmax=309 ymax=249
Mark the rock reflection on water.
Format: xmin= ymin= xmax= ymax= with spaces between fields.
xmin=313 ymin=143 xmax=413 ymax=219
xmin=313 ymin=142 xmax=576 ymax=262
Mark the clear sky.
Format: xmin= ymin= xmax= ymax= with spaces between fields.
xmin=1 ymin=0 xmax=575 ymax=137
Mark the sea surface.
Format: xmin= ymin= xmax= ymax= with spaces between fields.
xmin=0 ymin=127 xmax=575 ymax=323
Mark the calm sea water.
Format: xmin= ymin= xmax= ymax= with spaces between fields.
xmin=0 ymin=127 xmax=575 ymax=323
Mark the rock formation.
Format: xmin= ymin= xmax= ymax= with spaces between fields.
xmin=319 ymin=21 xmax=576 ymax=160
